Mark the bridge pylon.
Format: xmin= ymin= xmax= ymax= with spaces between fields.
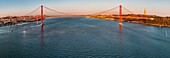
xmin=119 ymin=5 xmax=123 ymax=27
xmin=40 ymin=5 xmax=44 ymax=25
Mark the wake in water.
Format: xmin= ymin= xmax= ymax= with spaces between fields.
xmin=16 ymin=22 xmax=28 ymax=26
xmin=164 ymin=29 xmax=168 ymax=37
xmin=158 ymin=28 xmax=169 ymax=37
xmin=0 ymin=29 xmax=10 ymax=34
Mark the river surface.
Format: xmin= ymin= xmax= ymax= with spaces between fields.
xmin=0 ymin=17 xmax=170 ymax=58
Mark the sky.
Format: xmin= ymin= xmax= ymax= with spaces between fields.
xmin=0 ymin=0 xmax=169 ymax=17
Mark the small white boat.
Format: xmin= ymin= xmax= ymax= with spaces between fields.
xmin=40 ymin=23 xmax=44 ymax=26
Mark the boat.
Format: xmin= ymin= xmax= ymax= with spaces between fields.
xmin=40 ymin=23 xmax=44 ymax=26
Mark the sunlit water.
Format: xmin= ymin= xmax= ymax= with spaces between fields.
xmin=0 ymin=17 xmax=170 ymax=58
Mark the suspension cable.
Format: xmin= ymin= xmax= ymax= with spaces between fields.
xmin=43 ymin=6 xmax=75 ymax=16
xmin=89 ymin=6 xmax=119 ymax=15
xmin=123 ymin=7 xmax=134 ymax=14
xmin=25 ymin=6 xmax=40 ymax=16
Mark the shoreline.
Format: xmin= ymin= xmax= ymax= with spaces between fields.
xmin=0 ymin=16 xmax=58 ymax=27
xmin=86 ymin=15 xmax=170 ymax=28
xmin=86 ymin=17 xmax=170 ymax=28
xmin=130 ymin=21 xmax=170 ymax=28
xmin=1 ymin=16 xmax=170 ymax=28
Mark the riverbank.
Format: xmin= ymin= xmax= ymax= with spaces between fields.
xmin=129 ymin=21 xmax=170 ymax=28
xmin=0 ymin=19 xmax=38 ymax=27
xmin=86 ymin=14 xmax=170 ymax=28
xmin=0 ymin=15 xmax=55 ymax=27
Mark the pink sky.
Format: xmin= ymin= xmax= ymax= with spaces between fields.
xmin=0 ymin=0 xmax=169 ymax=17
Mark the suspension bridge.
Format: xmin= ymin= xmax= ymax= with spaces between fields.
xmin=0 ymin=4 xmax=155 ymax=28
xmin=22 ymin=5 xmax=153 ymax=27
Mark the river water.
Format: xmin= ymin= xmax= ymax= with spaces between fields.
xmin=0 ymin=17 xmax=170 ymax=58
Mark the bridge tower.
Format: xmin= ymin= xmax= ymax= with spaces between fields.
xmin=40 ymin=5 xmax=44 ymax=25
xmin=119 ymin=5 xmax=123 ymax=27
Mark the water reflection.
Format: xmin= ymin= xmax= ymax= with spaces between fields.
xmin=40 ymin=25 xmax=44 ymax=48
xmin=118 ymin=25 xmax=123 ymax=57
xmin=119 ymin=25 xmax=122 ymax=33
xmin=119 ymin=25 xmax=122 ymax=45
xmin=40 ymin=25 xmax=45 ymax=58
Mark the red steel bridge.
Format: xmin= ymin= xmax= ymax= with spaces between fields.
xmin=25 ymin=5 xmax=152 ymax=27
